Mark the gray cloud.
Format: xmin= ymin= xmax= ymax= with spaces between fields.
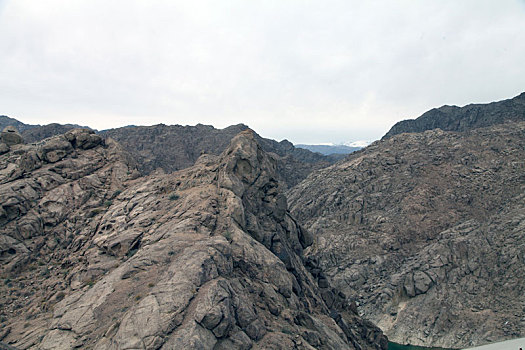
xmin=1 ymin=0 xmax=524 ymax=143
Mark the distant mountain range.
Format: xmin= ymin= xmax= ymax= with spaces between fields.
xmin=383 ymin=92 xmax=525 ymax=139
xmin=295 ymin=144 xmax=362 ymax=156
xmin=1 ymin=115 xmax=369 ymax=159
xmin=102 ymin=123 xmax=338 ymax=188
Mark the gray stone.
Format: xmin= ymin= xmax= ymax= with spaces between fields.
xmin=244 ymin=319 xmax=266 ymax=341
xmin=288 ymin=119 xmax=525 ymax=348
xmin=40 ymin=136 xmax=73 ymax=163
xmin=1 ymin=126 xmax=23 ymax=146
xmin=0 ymin=129 xmax=386 ymax=350
xmin=0 ymin=143 xmax=9 ymax=154
xmin=413 ymin=271 xmax=433 ymax=295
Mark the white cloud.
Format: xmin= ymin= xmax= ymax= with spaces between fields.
xmin=0 ymin=0 xmax=524 ymax=143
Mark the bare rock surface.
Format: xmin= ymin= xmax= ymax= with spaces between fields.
xmin=102 ymin=123 xmax=333 ymax=188
xmin=0 ymin=129 xmax=386 ymax=349
xmin=2 ymin=117 xmax=336 ymax=189
xmin=0 ymin=116 xmax=90 ymax=145
xmin=383 ymin=92 xmax=525 ymax=139
xmin=22 ymin=124 xmax=82 ymax=144
xmin=0 ymin=116 xmax=36 ymax=134
xmin=288 ymin=122 xmax=525 ymax=348
xmin=1 ymin=127 xmax=23 ymax=147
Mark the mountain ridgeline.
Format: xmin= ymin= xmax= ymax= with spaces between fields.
xmin=101 ymin=123 xmax=333 ymax=188
xmin=383 ymin=92 xmax=525 ymax=139
xmin=1 ymin=91 xmax=524 ymax=349
xmin=0 ymin=116 xmax=88 ymax=144
xmin=0 ymin=128 xmax=386 ymax=349
xmin=0 ymin=117 xmax=336 ymax=189
xmin=288 ymin=93 xmax=525 ymax=348
xmin=295 ymin=144 xmax=360 ymax=156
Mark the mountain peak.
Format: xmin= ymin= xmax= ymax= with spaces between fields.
xmin=383 ymin=92 xmax=525 ymax=139
xmin=0 ymin=127 xmax=386 ymax=349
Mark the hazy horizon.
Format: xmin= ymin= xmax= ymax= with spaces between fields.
xmin=1 ymin=1 xmax=524 ymax=144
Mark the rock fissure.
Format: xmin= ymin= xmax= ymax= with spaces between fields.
xmin=0 ymin=128 xmax=386 ymax=349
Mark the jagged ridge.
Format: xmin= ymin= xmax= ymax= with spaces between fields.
xmin=0 ymin=129 xmax=386 ymax=349
xmin=288 ymin=122 xmax=525 ymax=348
xmin=383 ymin=92 xmax=525 ymax=139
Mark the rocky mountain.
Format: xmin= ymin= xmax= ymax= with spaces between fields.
xmin=22 ymin=124 xmax=83 ymax=144
xmin=0 ymin=129 xmax=386 ymax=349
xmin=1 ymin=116 xmax=37 ymax=134
xmin=1 ymin=117 xmax=336 ymax=189
xmin=0 ymin=116 xmax=89 ymax=145
xmin=288 ymin=122 xmax=525 ymax=348
xmin=383 ymin=92 xmax=525 ymax=139
xmin=102 ymin=124 xmax=333 ymax=188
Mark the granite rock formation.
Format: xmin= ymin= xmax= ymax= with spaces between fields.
xmin=1 ymin=117 xmax=336 ymax=189
xmin=0 ymin=129 xmax=386 ymax=349
xmin=1 ymin=127 xmax=24 ymax=149
xmin=383 ymin=92 xmax=525 ymax=139
xmin=0 ymin=116 xmax=36 ymax=134
xmin=288 ymin=122 xmax=525 ymax=348
xmin=21 ymin=124 xmax=81 ymax=144
xmin=0 ymin=116 xmax=88 ymax=144
xmin=102 ymin=123 xmax=333 ymax=188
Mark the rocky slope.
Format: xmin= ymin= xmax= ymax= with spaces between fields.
xmin=1 ymin=127 xmax=24 ymax=153
xmin=383 ymin=92 xmax=525 ymax=139
xmin=288 ymin=122 xmax=525 ymax=348
xmin=1 ymin=117 xmax=336 ymax=188
xmin=0 ymin=116 xmax=87 ymax=144
xmin=0 ymin=116 xmax=37 ymax=134
xmin=0 ymin=129 xmax=386 ymax=349
xmin=102 ymin=123 xmax=332 ymax=188
xmin=21 ymin=124 xmax=82 ymax=144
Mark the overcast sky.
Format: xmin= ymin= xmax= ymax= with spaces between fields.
xmin=1 ymin=1 xmax=524 ymax=144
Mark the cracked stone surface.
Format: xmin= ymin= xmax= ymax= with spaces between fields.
xmin=0 ymin=129 xmax=386 ymax=349
xmin=288 ymin=122 xmax=525 ymax=348
xmin=383 ymin=92 xmax=525 ymax=139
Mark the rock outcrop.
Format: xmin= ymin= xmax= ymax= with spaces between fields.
xmin=2 ymin=117 xmax=337 ymax=189
xmin=383 ymin=92 xmax=525 ymax=139
xmin=0 ymin=116 xmax=36 ymax=134
xmin=1 ymin=129 xmax=386 ymax=349
xmin=0 ymin=116 xmax=89 ymax=145
xmin=1 ymin=126 xmax=24 ymax=150
xmin=102 ymin=123 xmax=333 ymax=188
xmin=22 ymin=124 xmax=81 ymax=144
xmin=288 ymin=122 xmax=525 ymax=348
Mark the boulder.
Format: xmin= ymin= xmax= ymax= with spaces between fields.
xmin=0 ymin=143 xmax=9 ymax=155
xmin=1 ymin=126 xmax=23 ymax=146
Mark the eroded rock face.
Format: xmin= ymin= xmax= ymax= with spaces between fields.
xmin=0 ymin=116 xmax=35 ymax=134
xmin=0 ymin=143 xmax=9 ymax=155
xmin=288 ymin=122 xmax=525 ymax=348
xmin=1 ymin=127 xmax=23 ymax=147
xmin=102 ymin=123 xmax=332 ymax=188
xmin=4 ymin=117 xmax=335 ymax=189
xmin=1 ymin=129 xmax=386 ymax=349
xmin=383 ymin=91 xmax=525 ymax=139
xmin=22 ymin=124 xmax=82 ymax=144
